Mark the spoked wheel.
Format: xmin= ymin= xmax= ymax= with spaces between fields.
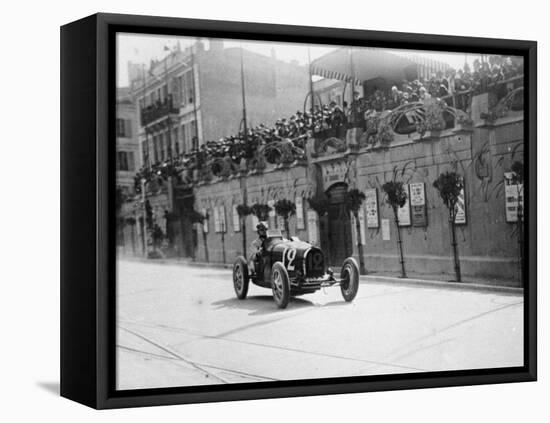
xmin=271 ymin=262 xmax=290 ymax=309
xmin=233 ymin=256 xmax=249 ymax=299
xmin=340 ymin=257 xmax=359 ymax=302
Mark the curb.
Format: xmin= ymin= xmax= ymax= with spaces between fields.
xmin=120 ymin=256 xmax=523 ymax=295
xmin=360 ymin=274 xmax=523 ymax=295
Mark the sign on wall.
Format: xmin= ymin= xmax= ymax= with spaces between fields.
xmin=409 ymin=182 xmax=427 ymax=227
xmin=219 ymin=205 xmax=226 ymax=233
xmin=202 ymin=208 xmax=209 ymax=234
xmin=397 ymin=184 xmax=411 ymax=227
xmin=365 ymin=188 xmax=379 ymax=228
xmin=232 ymin=204 xmax=240 ymax=232
xmin=277 ymin=215 xmax=285 ymax=232
xmin=267 ymin=199 xmax=276 ymax=228
xmin=504 ymin=172 xmax=524 ymax=223
xmin=454 ymin=179 xmax=467 ymax=225
xmin=321 ymin=160 xmax=348 ymax=187
xmin=296 ymin=196 xmax=305 ymax=230
xmin=213 ymin=207 xmax=220 ymax=232
xmin=381 ymin=218 xmax=390 ymax=240
xmin=307 ymin=210 xmax=319 ymax=245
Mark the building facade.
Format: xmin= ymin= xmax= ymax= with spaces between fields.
xmin=116 ymin=87 xmax=142 ymax=255
xmin=118 ymin=47 xmax=525 ymax=286
xmin=121 ymin=40 xmax=310 ymax=258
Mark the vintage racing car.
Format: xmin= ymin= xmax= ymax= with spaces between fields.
xmin=232 ymin=230 xmax=359 ymax=309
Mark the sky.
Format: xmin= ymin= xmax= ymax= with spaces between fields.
xmin=117 ymin=32 xmax=484 ymax=87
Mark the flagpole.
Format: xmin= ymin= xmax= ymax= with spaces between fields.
xmin=240 ymin=45 xmax=249 ymax=150
xmin=141 ymin=63 xmax=151 ymax=170
xmin=239 ymin=44 xmax=249 ymax=256
xmin=191 ymin=42 xmax=200 ymax=150
xmin=163 ymin=47 xmax=173 ymax=162
xmin=308 ymin=47 xmax=316 ymax=129
xmin=349 ymin=46 xmax=356 ymax=122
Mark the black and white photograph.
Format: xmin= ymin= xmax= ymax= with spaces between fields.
xmin=115 ymin=32 xmax=526 ymax=391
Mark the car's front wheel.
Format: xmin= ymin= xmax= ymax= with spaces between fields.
xmin=233 ymin=256 xmax=249 ymax=300
xmin=271 ymin=262 xmax=290 ymax=309
xmin=340 ymin=257 xmax=359 ymax=302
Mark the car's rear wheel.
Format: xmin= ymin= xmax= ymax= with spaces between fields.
xmin=340 ymin=257 xmax=359 ymax=302
xmin=271 ymin=262 xmax=290 ymax=309
xmin=233 ymin=256 xmax=249 ymax=300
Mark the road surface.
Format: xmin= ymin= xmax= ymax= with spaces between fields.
xmin=116 ymin=260 xmax=523 ymax=390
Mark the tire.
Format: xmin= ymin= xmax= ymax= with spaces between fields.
xmin=233 ymin=256 xmax=250 ymax=299
xmin=340 ymin=257 xmax=359 ymax=302
xmin=271 ymin=262 xmax=291 ymax=309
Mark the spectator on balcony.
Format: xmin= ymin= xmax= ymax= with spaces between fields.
xmin=419 ymin=86 xmax=431 ymax=103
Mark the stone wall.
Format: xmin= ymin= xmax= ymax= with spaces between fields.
xmin=188 ymin=115 xmax=523 ymax=284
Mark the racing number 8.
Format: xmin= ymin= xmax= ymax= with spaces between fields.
xmin=286 ymin=248 xmax=297 ymax=271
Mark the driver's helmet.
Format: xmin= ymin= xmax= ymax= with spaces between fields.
xmin=256 ymin=221 xmax=268 ymax=235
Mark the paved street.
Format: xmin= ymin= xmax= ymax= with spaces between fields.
xmin=116 ymin=259 xmax=523 ymax=390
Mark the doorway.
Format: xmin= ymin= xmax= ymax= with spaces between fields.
xmin=325 ymin=183 xmax=352 ymax=266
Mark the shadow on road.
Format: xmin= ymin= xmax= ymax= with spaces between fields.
xmin=212 ymin=295 xmax=315 ymax=316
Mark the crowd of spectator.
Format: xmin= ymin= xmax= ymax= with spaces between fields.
xmin=350 ymin=54 xmax=523 ymax=121
xmin=134 ymin=55 xmax=523 ymax=192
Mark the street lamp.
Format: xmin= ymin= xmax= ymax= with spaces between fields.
xmin=141 ymin=177 xmax=149 ymax=257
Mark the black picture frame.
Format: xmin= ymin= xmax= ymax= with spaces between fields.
xmin=61 ymin=12 xmax=537 ymax=409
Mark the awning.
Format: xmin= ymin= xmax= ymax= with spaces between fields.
xmin=311 ymin=47 xmax=420 ymax=85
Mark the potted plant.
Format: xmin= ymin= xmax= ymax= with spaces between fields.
xmin=274 ymin=199 xmax=296 ymax=237
xmin=381 ymin=181 xmax=408 ymax=278
xmin=433 ymin=171 xmax=464 ymax=282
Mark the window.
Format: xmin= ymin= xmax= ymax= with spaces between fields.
xmin=181 ymin=123 xmax=187 ymax=152
xmin=179 ymin=70 xmax=195 ymax=105
xmin=141 ymin=141 xmax=148 ymax=166
xmin=185 ymin=71 xmax=195 ymax=104
xmin=117 ymin=151 xmax=129 ymax=171
xmin=159 ymin=133 xmax=165 ymax=161
xmin=153 ymin=135 xmax=159 ymax=163
xmin=173 ymin=127 xmax=180 ymax=156
xmin=116 ymin=119 xmax=132 ymax=138
xmin=116 ymin=119 xmax=125 ymax=137
xmin=165 ymin=130 xmax=172 ymax=159
xmin=190 ymin=120 xmax=198 ymax=149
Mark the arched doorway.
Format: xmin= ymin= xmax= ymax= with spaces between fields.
xmin=324 ymin=183 xmax=352 ymax=266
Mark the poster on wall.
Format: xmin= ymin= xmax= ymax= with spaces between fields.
xmin=296 ymin=196 xmax=305 ymax=230
xmin=219 ymin=205 xmax=226 ymax=233
xmin=213 ymin=206 xmax=220 ymax=232
xmin=232 ymin=204 xmax=240 ymax=232
xmin=306 ymin=210 xmax=319 ymax=245
xmin=504 ymin=172 xmax=524 ymax=223
xmin=409 ymin=182 xmax=427 ymax=227
xmin=381 ymin=218 xmax=390 ymax=240
xmin=454 ymin=179 xmax=467 ymax=225
xmin=268 ymin=199 xmax=276 ymax=228
xmin=277 ymin=215 xmax=285 ymax=232
xmin=202 ymin=208 xmax=209 ymax=234
xmin=397 ymin=184 xmax=411 ymax=226
xmin=365 ymin=188 xmax=379 ymax=228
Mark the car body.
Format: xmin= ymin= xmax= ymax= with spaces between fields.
xmin=232 ymin=230 xmax=359 ymax=308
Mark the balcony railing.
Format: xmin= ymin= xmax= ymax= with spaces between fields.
xmin=140 ymin=95 xmax=179 ymax=127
